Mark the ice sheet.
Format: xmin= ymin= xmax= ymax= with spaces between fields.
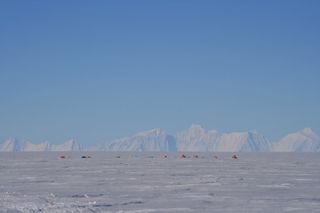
xmin=0 ymin=153 xmax=320 ymax=212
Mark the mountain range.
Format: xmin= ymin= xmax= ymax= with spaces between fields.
xmin=0 ymin=139 xmax=81 ymax=152
xmin=1 ymin=125 xmax=319 ymax=152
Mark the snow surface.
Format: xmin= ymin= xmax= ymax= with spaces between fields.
xmin=0 ymin=152 xmax=320 ymax=212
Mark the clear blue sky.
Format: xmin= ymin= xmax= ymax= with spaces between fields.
xmin=0 ymin=0 xmax=319 ymax=145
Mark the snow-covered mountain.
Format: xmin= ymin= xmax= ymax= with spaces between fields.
xmin=176 ymin=125 xmax=271 ymax=152
xmin=1 ymin=126 xmax=319 ymax=152
xmin=176 ymin=124 xmax=220 ymax=152
xmin=107 ymin=128 xmax=177 ymax=152
xmin=0 ymin=139 xmax=81 ymax=152
xmin=0 ymin=138 xmax=22 ymax=152
xmin=24 ymin=141 xmax=50 ymax=152
xmin=273 ymin=128 xmax=320 ymax=152
xmin=215 ymin=131 xmax=272 ymax=152
xmin=106 ymin=125 xmax=272 ymax=152
xmin=50 ymin=139 xmax=82 ymax=151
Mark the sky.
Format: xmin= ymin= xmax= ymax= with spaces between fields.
xmin=0 ymin=0 xmax=319 ymax=145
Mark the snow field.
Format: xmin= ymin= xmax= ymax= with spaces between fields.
xmin=1 ymin=152 xmax=320 ymax=212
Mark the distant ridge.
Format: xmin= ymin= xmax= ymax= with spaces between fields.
xmin=107 ymin=128 xmax=177 ymax=152
xmin=273 ymin=128 xmax=320 ymax=152
xmin=1 ymin=125 xmax=319 ymax=152
xmin=0 ymin=139 xmax=82 ymax=152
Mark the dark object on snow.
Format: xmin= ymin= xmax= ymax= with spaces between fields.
xmin=181 ymin=154 xmax=187 ymax=159
xmin=213 ymin=155 xmax=218 ymax=159
xmin=116 ymin=156 xmax=121 ymax=158
xmin=193 ymin=155 xmax=199 ymax=159
xmin=81 ymin=156 xmax=87 ymax=158
xmin=60 ymin=155 xmax=66 ymax=159
xmin=232 ymin=154 xmax=238 ymax=160
xmin=164 ymin=155 xmax=168 ymax=158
